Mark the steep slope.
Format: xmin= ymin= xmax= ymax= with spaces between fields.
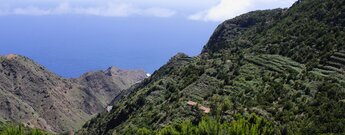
xmin=0 ymin=54 xmax=147 ymax=133
xmin=78 ymin=0 xmax=345 ymax=134
xmin=74 ymin=66 xmax=147 ymax=114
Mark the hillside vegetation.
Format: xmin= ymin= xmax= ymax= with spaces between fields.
xmin=0 ymin=121 xmax=49 ymax=135
xmin=78 ymin=0 xmax=345 ymax=134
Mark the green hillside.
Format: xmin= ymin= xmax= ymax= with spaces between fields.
xmin=0 ymin=121 xmax=49 ymax=135
xmin=78 ymin=0 xmax=345 ymax=134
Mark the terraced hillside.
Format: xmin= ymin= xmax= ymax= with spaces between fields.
xmin=316 ymin=51 xmax=345 ymax=73
xmin=78 ymin=0 xmax=345 ymax=134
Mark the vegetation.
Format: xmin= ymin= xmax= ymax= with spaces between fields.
xmin=78 ymin=0 xmax=345 ymax=135
xmin=0 ymin=122 xmax=49 ymax=135
xmin=136 ymin=114 xmax=274 ymax=135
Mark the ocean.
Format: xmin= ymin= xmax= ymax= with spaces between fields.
xmin=0 ymin=15 xmax=217 ymax=78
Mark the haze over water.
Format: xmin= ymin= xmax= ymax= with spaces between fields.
xmin=0 ymin=16 xmax=217 ymax=77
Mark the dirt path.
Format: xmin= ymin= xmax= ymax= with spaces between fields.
xmin=187 ymin=101 xmax=210 ymax=113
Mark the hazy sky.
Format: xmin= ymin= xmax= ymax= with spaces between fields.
xmin=0 ymin=0 xmax=296 ymax=21
xmin=0 ymin=0 xmax=297 ymax=77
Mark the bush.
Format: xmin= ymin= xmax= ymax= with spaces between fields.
xmin=138 ymin=114 xmax=275 ymax=135
xmin=0 ymin=123 xmax=48 ymax=135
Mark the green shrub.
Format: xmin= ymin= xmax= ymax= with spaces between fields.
xmin=139 ymin=114 xmax=274 ymax=135
xmin=0 ymin=123 xmax=48 ymax=135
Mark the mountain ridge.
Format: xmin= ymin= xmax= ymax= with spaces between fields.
xmin=0 ymin=54 xmax=148 ymax=133
xmin=78 ymin=0 xmax=345 ymax=134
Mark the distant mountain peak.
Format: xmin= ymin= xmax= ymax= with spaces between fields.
xmin=106 ymin=66 xmax=122 ymax=76
xmin=5 ymin=54 xmax=18 ymax=60
xmin=107 ymin=66 xmax=121 ymax=72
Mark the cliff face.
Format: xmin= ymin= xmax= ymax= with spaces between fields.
xmin=78 ymin=0 xmax=345 ymax=134
xmin=0 ymin=54 xmax=147 ymax=133
xmin=75 ymin=66 xmax=148 ymax=114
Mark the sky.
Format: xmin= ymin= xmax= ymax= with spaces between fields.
xmin=0 ymin=0 xmax=297 ymax=78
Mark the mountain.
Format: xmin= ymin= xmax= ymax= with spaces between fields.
xmin=78 ymin=0 xmax=345 ymax=134
xmin=75 ymin=66 xmax=147 ymax=113
xmin=0 ymin=54 xmax=147 ymax=133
